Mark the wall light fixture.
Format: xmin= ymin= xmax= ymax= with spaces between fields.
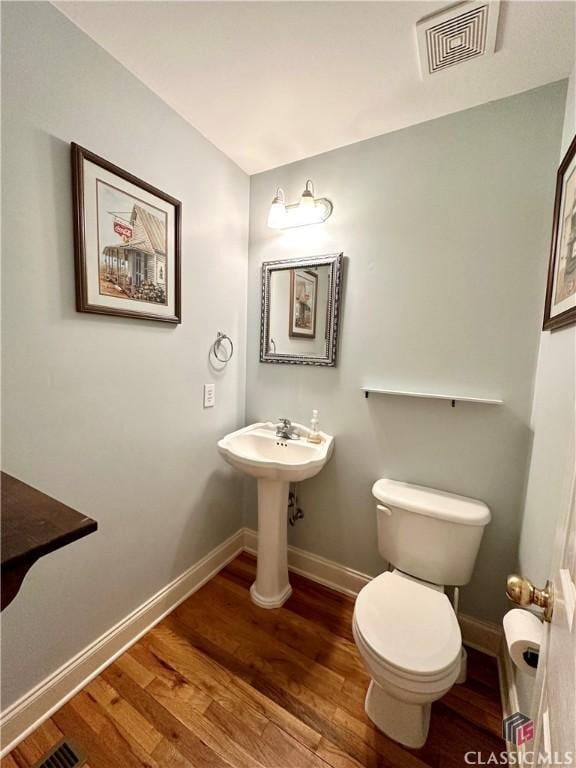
xmin=267 ymin=180 xmax=333 ymax=229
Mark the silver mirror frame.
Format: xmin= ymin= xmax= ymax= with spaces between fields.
xmin=260 ymin=252 xmax=344 ymax=366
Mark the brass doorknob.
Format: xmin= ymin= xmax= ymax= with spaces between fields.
xmin=506 ymin=574 xmax=554 ymax=622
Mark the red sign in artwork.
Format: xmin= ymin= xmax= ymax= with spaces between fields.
xmin=114 ymin=221 xmax=132 ymax=239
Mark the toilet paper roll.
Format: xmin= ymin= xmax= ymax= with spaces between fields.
xmin=503 ymin=609 xmax=543 ymax=677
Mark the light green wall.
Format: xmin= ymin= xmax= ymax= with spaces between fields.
xmin=246 ymin=81 xmax=567 ymax=624
xmin=516 ymin=68 xmax=576 ymax=715
xmin=1 ymin=2 xmax=249 ymax=709
xmin=519 ymin=70 xmax=576 ymax=588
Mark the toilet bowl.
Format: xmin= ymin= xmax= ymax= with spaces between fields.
xmin=352 ymin=479 xmax=491 ymax=748
xmin=353 ymin=571 xmax=462 ymax=747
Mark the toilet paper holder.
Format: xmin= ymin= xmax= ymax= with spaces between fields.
xmin=506 ymin=574 xmax=554 ymax=622
xmin=522 ymin=648 xmax=540 ymax=669
xmin=503 ymin=608 xmax=543 ymax=677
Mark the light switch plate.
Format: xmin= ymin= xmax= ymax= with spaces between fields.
xmin=203 ymin=383 xmax=215 ymax=408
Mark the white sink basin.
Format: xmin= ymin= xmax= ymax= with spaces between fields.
xmin=217 ymin=422 xmax=334 ymax=482
xmin=218 ymin=422 xmax=334 ymax=609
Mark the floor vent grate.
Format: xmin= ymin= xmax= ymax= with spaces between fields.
xmin=33 ymin=739 xmax=86 ymax=768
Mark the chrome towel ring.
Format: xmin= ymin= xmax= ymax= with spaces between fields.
xmin=211 ymin=331 xmax=234 ymax=364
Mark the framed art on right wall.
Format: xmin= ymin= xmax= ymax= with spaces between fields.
xmin=544 ymin=134 xmax=576 ymax=330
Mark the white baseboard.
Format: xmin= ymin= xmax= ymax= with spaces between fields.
xmin=245 ymin=528 xmax=504 ymax=658
xmin=0 ymin=529 xmax=245 ymax=758
xmin=497 ymin=639 xmax=524 ymax=765
xmin=243 ymin=528 xmax=372 ymax=598
xmin=457 ymin=613 xmax=503 ymax=657
xmin=1 ymin=525 xmax=505 ymax=758
xmin=498 ymin=642 xmax=519 ymax=719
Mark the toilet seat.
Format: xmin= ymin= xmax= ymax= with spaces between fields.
xmin=353 ymin=571 xmax=461 ymax=679
xmin=352 ymin=620 xmax=461 ymax=697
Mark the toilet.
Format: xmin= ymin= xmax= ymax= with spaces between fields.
xmin=352 ymin=479 xmax=491 ymax=748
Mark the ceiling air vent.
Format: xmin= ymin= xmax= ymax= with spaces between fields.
xmin=416 ymin=1 xmax=500 ymax=77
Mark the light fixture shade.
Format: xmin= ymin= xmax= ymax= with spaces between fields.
xmin=292 ymin=202 xmax=323 ymax=226
xmin=267 ymin=200 xmax=286 ymax=228
xmin=267 ymin=188 xmax=286 ymax=229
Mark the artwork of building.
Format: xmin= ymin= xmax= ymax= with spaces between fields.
xmin=100 ymin=204 xmax=167 ymax=304
xmin=556 ymin=196 xmax=576 ymax=305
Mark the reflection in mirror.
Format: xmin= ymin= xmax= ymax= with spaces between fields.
xmin=260 ymin=253 xmax=343 ymax=366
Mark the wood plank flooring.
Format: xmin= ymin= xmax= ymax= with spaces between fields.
xmin=2 ymin=553 xmax=506 ymax=767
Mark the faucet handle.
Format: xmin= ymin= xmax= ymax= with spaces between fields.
xmin=277 ymin=417 xmax=291 ymax=428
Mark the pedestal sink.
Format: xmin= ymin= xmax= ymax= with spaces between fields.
xmin=218 ymin=422 xmax=334 ymax=608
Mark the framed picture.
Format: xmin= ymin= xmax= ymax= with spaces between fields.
xmin=289 ymin=268 xmax=318 ymax=338
xmin=543 ymin=135 xmax=576 ymax=331
xmin=71 ymin=143 xmax=181 ymax=324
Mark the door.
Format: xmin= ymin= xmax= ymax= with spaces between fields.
xmin=533 ymin=473 xmax=576 ymax=766
xmin=520 ymin=471 xmax=576 ymax=765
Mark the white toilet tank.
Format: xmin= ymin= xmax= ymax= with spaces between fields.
xmin=373 ymin=479 xmax=491 ymax=586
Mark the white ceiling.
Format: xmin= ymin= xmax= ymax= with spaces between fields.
xmin=55 ymin=1 xmax=574 ymax=175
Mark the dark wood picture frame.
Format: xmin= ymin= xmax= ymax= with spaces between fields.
xmin=543 ymin=134 xmax=576 ymax=331
xmin=71 ymin=143 xmax=182 ymax=324
xmin=289 ymin=268 xmax=318 ymax=339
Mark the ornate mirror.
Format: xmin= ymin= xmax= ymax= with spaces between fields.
xmin=260 ymin=253 xmax=343 ymax=366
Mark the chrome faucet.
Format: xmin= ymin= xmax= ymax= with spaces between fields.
xmin=276 ymin=418 xmax=298 ymax=440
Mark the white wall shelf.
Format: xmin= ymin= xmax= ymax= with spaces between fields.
xmin=361 ymin=387 xmax=504 ymax=407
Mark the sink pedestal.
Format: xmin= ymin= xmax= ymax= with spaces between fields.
xmin=250 ymin=479 xmax=292 ymax=609
xmin=218 ymin=422 xmax=334 ymax=609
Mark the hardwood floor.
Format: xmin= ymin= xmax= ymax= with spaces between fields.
xmin=1 ymin=553 xmax=506 ymax=767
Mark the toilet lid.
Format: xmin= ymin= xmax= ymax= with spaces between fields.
xmin=354 ymin=572 xmax=461 ymax=676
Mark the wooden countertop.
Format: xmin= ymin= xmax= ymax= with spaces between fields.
xmin=1 ymin=472 xmax=97 ymax=608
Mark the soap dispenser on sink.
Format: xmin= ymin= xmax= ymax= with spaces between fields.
xmin=307 ymin=410 xmax=322 ymax=444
